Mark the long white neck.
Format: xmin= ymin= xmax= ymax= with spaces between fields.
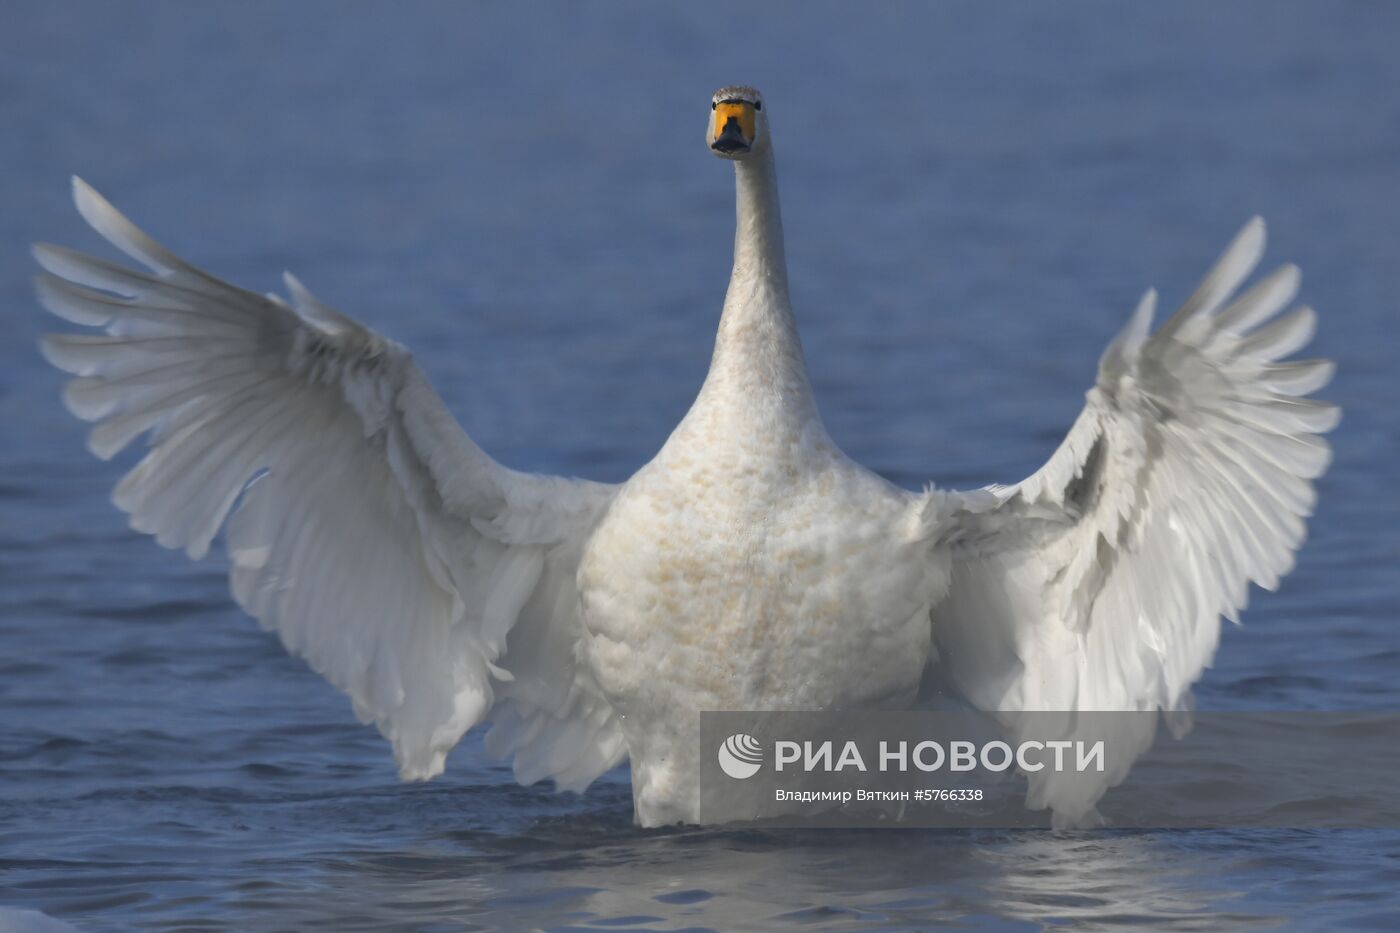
xmin=702 ymin=145 xmax=814 ymax=413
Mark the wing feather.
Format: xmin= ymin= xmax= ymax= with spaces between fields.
xmin=927 ymin=219 xmax=1337 ymax=825
xmin=38 ymin=178 xmax=625 ymax=788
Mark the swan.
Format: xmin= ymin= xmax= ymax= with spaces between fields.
xmin=37 ymin=86 xmax=1336 ymax=827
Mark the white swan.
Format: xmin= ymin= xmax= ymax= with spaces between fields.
xmin=37 ymin=86 xmax=1336 ymax=826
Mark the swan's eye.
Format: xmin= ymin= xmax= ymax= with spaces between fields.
xmin=711 ymin=102 xmax=717 ymax=110
xmin=754 ymin=101 xmax=762 ymax=111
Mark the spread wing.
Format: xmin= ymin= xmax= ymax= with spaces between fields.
xmin=37 ymin=178 xmax=626 ymax=790
xmin=925 ymin=219 xmax=1337 ymax=823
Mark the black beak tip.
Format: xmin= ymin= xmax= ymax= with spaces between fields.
xmin=712 ymin=117 xmax=750 ymax=154
xmin=711 ymin=137 xmax=751 ymax=154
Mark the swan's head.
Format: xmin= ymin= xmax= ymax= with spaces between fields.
xmin=709 ymin=86 xmax=766 ymax=160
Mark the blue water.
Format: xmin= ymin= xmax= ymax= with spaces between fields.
xmin=2 ymin=2 xmax=1398 ymax=929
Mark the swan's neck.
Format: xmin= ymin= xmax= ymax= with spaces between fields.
xmin=726 ymin=150 xmax=790 ymax=308
xmin=705 ymin=147 xmax=813 ymax=411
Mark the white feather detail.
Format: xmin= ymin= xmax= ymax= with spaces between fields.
xmin=928 ymin=218 xmax=1337 ymax=826
xmin=38 ymin=177 xmax=625 ymax=789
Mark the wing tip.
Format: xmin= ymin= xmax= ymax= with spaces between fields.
xmin=1296 ymin=304 xmax=1319 ymax=336
xmin=1316 ymin=399 xmax=1343 ymax=435
xmin=1315 ymin=358 xmax=1338 ymax=392
xmin=1217 ymin=216 xmax=1268 ymax=287
xmin=1242 ymin=215 xmax=1267 ymax=250
xmin=282 ymin=271 xmax=314 ymax=309
xmin=68 ymin=176 xmax=135 ymax=258
xmin=37 ymin=333 xmax=82 ymax=374
xmin=70 ymin=175 xmax=105 ymax=223
xmin=1136 ymin=287 xmax=1158 ymax=321
xmin=1125 ymin=286 xmax=1157 ymax=347
xmin=31 ymin=241 xmax=60 ymax=266
xmin=1234 ymin=215 xmax=1267 ymax=270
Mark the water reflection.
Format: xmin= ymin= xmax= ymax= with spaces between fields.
xmin=293 ymin=788 xmax=1284 ymax=931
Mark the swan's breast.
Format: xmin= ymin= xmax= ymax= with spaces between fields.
xmin=576 ymin=428 xmax=941 ymax=717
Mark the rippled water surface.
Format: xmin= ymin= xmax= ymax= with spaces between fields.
xmin=2 ymin=2 xmax=1399 ymax=930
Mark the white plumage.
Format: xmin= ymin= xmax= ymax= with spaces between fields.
xmin=38 ymin=86 xmax=1335 ymax=827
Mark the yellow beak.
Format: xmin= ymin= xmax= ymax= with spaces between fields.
xmin=712 ymin=101 xmax=756 ymax=153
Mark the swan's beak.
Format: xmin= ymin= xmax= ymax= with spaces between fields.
xmin=711 ymin=101 xmax=755 ymax=154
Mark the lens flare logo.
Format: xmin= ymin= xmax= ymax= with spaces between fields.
xmin=717 ymin=733 xmax=764 ymax=779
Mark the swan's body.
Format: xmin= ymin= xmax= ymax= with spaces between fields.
xmin=38 ymin=87 xmax=1336 ymax=827
xmin=578 ymin=136 xmax=943 ymax=822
